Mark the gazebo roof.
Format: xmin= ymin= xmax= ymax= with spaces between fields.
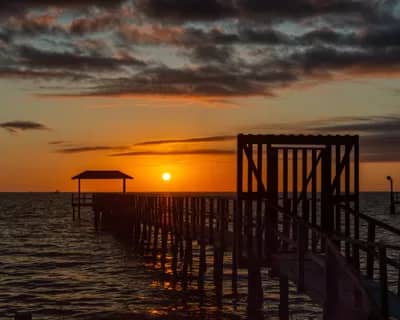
xmin=72 ymin=170 xmax=133 ymax=180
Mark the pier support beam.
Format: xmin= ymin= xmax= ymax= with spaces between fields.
xmin=279 ymin=275 xmax=289 ymax=320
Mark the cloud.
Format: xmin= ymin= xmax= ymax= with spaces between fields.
xmin=49 ymin=140 xmax=65 ymax=145
xmin=17 ymin=45 xmax=146 ymax=72
xmin=251 ymin=115 xmax=400 ymax=163
xmin=136 ymin=0 xmax=374 ymax=22
xmin=135 ymin=135 xmax=235 ymax=145
xmin=110 ymin=149 xmax=236 ymax=157
xmin=0 ymin=1 xmax=126 ymax=16
xmin=56 ymin=145 xmax=129 ymax=154
xmin=0 ymin=67 xmax=90 ymax=81
xmin=0 ymin=120 xmax=50 ymax=133
xmin=0 ymin=0 xmax=399 ymax=100
xmin=136 ymin=0 xmax=236 ymax=22
xmin=360 ymin=133 xmax=400 ymax=162
xmin=307 ymin=115 xmax=400 ymax=133
xmin=287 ymin=45 xmax=400 ymax=75
xmin=69 ymin=14 xmax=122 ymax=35
xmin=50 ymin=64 xmax=296 ymax=97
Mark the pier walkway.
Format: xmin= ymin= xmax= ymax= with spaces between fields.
xmin=73 ymin=134 xmax=400 ymax=320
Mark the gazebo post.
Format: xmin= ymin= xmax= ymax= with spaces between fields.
xmin=122 ymin=178 xmax=126 ymax=193
xmin=78 ymin=178 xmax=81 ymax=219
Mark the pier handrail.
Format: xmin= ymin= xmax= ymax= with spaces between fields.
xmin=259 ymin=199 xmax=389 ymax=319
xmin=268 ymin=217 xmax=382 ymax=318
xmin=337 ymin=203 xmax=400 ymax=237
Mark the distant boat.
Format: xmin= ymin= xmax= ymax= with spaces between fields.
xmin=54 ymin=190 xmax=60 ymax=194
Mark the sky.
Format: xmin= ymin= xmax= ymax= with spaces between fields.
xmin=0 ymin=0 xmax=400 ymax=192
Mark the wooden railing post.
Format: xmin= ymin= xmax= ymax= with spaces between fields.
xmin=198 ymin=197 xmax=206 ymax=291
xmin=366 ymin=222 xmax=376 ymax=279
xmin=232 ymin=199 xmax=238 ymax=296
xmin=297 ymin=221 xmax=305 ymax=292
xmin=324 ymin=241 xmax=339 ymax=320
xmin=379 ymin=245 xmax=388 ymax=319
xmin=282 ymin=200 xmax=290 ymax=252
xmin=279 ymin=274 xmax=289 ymax=320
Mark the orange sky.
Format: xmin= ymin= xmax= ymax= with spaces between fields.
xmin=0 ymin=2 xmax=400 ymax=192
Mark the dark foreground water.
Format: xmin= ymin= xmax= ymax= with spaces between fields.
xmin=0 ymin=193 xmax=397 ymax=319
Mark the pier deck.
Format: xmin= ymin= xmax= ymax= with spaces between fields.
xmin=71 ymin=134 xmax=400 ymax=319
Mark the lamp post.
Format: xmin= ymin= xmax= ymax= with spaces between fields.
xmin=387 ymin=176 xmax=395 ymax=215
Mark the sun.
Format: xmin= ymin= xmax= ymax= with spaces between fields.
xmin=162 ymin=172 xmax=171 ymax=181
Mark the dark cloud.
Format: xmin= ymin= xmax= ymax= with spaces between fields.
xmin=56 ymin=145 xmax=129 ymax=154
xmin=136 ymin=0 xmax=375 ymax=22
xmin=3 ymin=0 xmax=125 ymax=6
xmin=0 ymin=0 xmax=399 ymax=101
xmin=17 ymin=45 xmax=146 ymax=72
xmin=287 ymin=45 xmax=400 ymax=75
xmin=136 ymin=0 xmax=236 ymax=22
xmin=0 ymin=30 xmax=12 ymax=43
xmin=3 ymin=15 xmax=67 ymax=40
xmin=110 ymin=149 xmax=236 ymax=157
xmin=181 ymin=28 xmax=240 ymax=46
xmin=361 ymin=134 xmax=400 ymax=162
xmin=252 ymin=115 xmax=400 ymax=163
xmin=190 ymin=45 xmax=235 ymax=64
xmin=70 ymin=15 xmax=122 ymax=35
xmin=299 ymin=28 xmax=352 ymax=46
xmin=0 ymin=67 xmax=90 ymax=81
xmin=49 ymin=140 xmax=65 ymax=145
xmin=307 ymin=115 xmax=400 ymax=162
xmin=51 ymin=64 xmax=296 ymax=97
xmin=237 ymin=0 xmax=373 ymax=18
xmin=0 ymin=1 xmax=126 ymax=16
xmin=135 ymin=135 xmax=235 ymax=146
xmin=305 ymin=115 xmax=400 ymax=162
xmin=360 ymin=25 xmax=400 ymax=48
xmin=308 ymin=116 xmax=400 ymax=133
xmin=0 ymin=121 xmax=50 ymax=133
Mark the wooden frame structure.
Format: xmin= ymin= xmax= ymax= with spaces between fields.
xmin=235 ymin=134 xmax=360 ymax=311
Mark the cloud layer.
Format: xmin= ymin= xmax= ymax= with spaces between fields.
xmin=0 ymin=0 xmax=399 ymax=98
xmin=49 ymin=114 xmax=400 ymax=162
xmin=252 ymin=115 xmax=400 ymax=162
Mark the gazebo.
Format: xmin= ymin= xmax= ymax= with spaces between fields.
xmin=72 ymin=170 xmax=133 ymax=193
xmin=71 ymin=170 xmax=133 ymax=218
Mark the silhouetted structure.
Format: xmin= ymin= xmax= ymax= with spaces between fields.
xmin=71 ymin=170 xmax=133 ymax=219
xmin=76 ymin=135 xmax=400 ymax=320
xmin=387 ymin=176 xmax=399 ymax=215
xmin=14 ymin=312 xmax=32 ymax=320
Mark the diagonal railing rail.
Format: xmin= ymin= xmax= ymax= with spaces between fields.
xmin=259 ymin=198 xmax=400 ymax=319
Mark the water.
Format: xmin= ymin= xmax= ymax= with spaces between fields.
xmin=0 ymin=193 xmax=397 ymax=319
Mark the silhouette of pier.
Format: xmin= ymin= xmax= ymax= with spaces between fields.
xmin=73 ymin=135 xmax=400 ymax=320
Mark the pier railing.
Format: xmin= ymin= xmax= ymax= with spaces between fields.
xmin=259 ymin=200 xmax=383 ymax=319
xmin=75 ymin=192 xmax=400 ymax=319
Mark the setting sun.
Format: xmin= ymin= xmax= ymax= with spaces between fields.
xmin=162 ymin=172 xmax=171 ymax=181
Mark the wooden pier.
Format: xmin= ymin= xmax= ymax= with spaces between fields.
xmin=72 ymin=135 xmax=400 ymax=320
